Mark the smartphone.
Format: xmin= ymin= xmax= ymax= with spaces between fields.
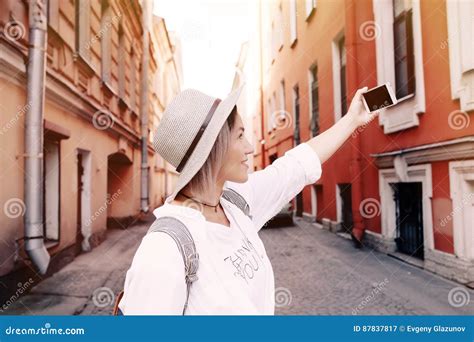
xmin=362 ymin=82 xmax=398 ymax=113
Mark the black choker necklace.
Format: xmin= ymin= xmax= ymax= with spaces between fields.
xmin=180 ymin=193 xmax=221 ymax=213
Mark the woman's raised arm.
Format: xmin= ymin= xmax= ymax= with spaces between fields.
xmin=306 ymin=87 xmax=379 ymax=162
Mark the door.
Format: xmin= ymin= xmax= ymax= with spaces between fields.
xmin=76 ymin=153 xmax=84 ymax=255
xmin=339 ymin=183 xmax=353 ymax=233
xmin=393 ymin=182 xmax=424 ymax=259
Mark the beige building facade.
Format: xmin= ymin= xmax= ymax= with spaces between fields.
xmin=0 ymin=0 xmax=181 ymax=298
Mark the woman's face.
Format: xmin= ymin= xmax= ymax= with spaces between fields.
xmin=219 ymin=113 xmax=254 ymax=183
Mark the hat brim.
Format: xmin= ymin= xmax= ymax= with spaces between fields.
xmin=166 ymin=84 xmax=245 ymax=203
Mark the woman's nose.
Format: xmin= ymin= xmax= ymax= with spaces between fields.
xmin=244 ymin=136 xmax=254 ymax=154
xmin=245 ymin=142 xmax=255 ymax=155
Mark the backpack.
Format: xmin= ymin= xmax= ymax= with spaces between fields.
xmin=112 ymin=188 xmax=251 ymax=315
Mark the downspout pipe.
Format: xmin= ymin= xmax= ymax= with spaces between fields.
xmin=140 ymin=0 xmax=151 ymax=213
xmin=345 ymin=0 xmax=365 ymax=244
xmin=24 ymin=0 xmax=50 ymax=274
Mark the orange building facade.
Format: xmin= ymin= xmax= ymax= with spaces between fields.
xmin=0 ymin=0 xmax=181 ymax=300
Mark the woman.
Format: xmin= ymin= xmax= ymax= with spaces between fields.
xmin=117 ymin=85 xmax=378 ymax=315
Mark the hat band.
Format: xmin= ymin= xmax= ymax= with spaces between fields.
xmin=176 ymin=98 xmax=222 ymax=173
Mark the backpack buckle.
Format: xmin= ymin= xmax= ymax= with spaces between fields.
xmin=186 ymin=273 xmax=199 ymax=283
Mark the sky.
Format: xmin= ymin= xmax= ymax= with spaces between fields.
xmin=153 ymin=0 xmax=253 ymax=99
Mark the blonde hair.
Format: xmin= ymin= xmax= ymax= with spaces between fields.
xmin=180 ymin=106 xmax=238 ymax=196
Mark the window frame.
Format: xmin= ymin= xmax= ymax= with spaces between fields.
xmin=392 ymin=4 xmax=415 ymax=99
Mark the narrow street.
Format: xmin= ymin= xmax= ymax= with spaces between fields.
xmin=3 ymin=217 xmax=472 ymax=316
xmin=262 ymin=218 xmax=474 ymax=315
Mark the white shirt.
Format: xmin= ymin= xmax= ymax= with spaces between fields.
xmin=118 ymin=142 xmax=322 ymax=315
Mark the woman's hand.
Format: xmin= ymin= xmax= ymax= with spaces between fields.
xmin=306 ymin=86 xmax=381 ymax=163
xmin=346 ymin=87 xmax=380 ymax=128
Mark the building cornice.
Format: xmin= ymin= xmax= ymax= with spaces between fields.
xmin=370 ymin=136 xmax=474 ymax=168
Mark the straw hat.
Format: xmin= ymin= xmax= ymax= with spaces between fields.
xmin=153 ymin=84 xmax=244 ymax=202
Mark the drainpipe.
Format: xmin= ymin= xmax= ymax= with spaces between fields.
xmin=345 ymin=0 xmax=365 ymax=243
xmin=24 ymin=0 xmax=50 ymax=274
xmin=140 ymin=0 xmax=151 ymax=213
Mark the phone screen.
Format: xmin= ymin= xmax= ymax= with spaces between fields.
xmin=362 ymin=85 xmax=395 ymax=111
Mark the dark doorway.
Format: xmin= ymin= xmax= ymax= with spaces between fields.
xmin=339 ymin=183 xmax=353 ymax=233
xmin=76 ymin=153 xmax=84 ymax=256
xmin=269 ymin=153 xmax=278 ymax=164
xmin=393 ymin=182 xmax=424 ymax=259
xmin=107 ymin=152 xmax=133 ymax=229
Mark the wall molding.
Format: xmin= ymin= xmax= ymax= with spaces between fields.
xmin=449 ymin=159 xmax=474 ymax=260
xmin=446 ymin=0 xmax=474 ymax=113
xmin=378 ymin=163 xmax=434 ymax=250
xmin=370 ymin=136 xmax=474 ymax=168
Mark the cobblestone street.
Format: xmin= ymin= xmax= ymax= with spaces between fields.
xmin=263 ymin=218 xmax=474 ymax=315
xmin=3 ymin=217 xmax=473 ymax=316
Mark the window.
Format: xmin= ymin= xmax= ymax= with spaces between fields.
xmin=293 ymin=85 xmax=301 ymax=144
xmin=271 ymin=21 xmax=276 ymax=63
xmin=372 ymin=0 xmax=425 ymax=133
xmin=339 ymin=37 xmax=347 ymax=117
xmin=272 ymin=91 xmax=277 ymax=129
xmin=305 ymin=0 xmax=317 ymax=19
xmin=118 ymin=23 xmax=126 ymax=99
xmin=446 ymin=0 xmax=474 ymax=112
xmin=75 ymin=0 xmax=91 ymax=61
xmin=332 ymin=33 xmax=347 ymax=122
xmin=101 ymin=0 xmax=112 ymax=84
xmin=289 ymin=0 xmax=297 ymax=46
xmin=278 ymin=2 xmax=284 ymax=49
xmin=309 ymin=65 xmax=320 ymax=137
xmin=279 ymin=80 xmax=286 ymax=114
xmin=393 ymin=0 xmax=415 ymax=99
xmin=130 ymin=51 xmax=137 ymax=112
xmin=267 ymin=98 xmax=272 ymax=132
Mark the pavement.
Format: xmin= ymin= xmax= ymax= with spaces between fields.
xmin=1 ymin=216 xmax=473 ymax=315
xmin=264 ymin=218 xmax=474 ymax=315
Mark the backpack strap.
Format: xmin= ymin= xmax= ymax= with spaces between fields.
xmin=146 ymin=216 xmax=199 ymax=315
xmin=222 ymin=188 xmax=252 ymax=219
